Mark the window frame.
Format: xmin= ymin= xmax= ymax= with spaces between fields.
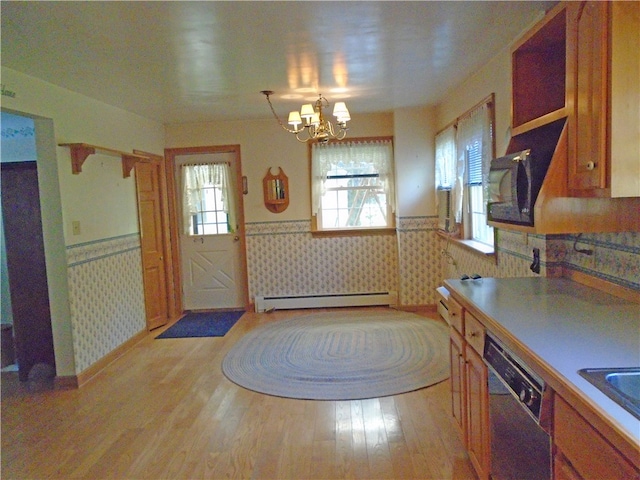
xmin=435 ymin=94 xmax=496 ymax=256
xmin=180 ymin=162 xmax=236 ymax=236
xmin=309 ymin=136 xmax=396 ymax=236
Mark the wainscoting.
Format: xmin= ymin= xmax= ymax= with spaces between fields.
xmin=396 ymin=216 xmax=444 ymax=306
xmin=66 ymin=234 xmax=146 ymax=374
xmin=245 ymin=220 xmax=398 ymax=303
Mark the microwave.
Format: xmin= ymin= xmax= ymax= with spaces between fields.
xmin=487 ymin=149 xmax=548 ymax=226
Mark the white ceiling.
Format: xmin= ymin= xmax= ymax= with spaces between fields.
xmin=1 ymin=1 xmax=556 ymax=125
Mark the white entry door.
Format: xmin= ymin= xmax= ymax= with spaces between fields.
xmin=175 ymin=151 xmax=245 ymax=310
xmin=181 ymin=232 xmax=243 ymax=309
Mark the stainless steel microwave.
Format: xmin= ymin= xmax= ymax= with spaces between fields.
xmin=487 ymin=149 xmax=547 ymax=226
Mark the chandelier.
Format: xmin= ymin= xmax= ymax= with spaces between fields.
xmin=261 ymin=90 xmax=350 ymax=143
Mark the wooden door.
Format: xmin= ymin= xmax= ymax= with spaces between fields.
xmin=135 ymin=160 xmax=169 ymax=330
xmin=1 ymin=162 xmax=56 ymax=381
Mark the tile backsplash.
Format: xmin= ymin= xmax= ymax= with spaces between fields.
xmin=444 ymin=229 xmax=639 ymax=291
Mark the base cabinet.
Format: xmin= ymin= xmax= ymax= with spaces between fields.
xmin=449 ymin=328 xmax=466 ymax=439
xmin=448 ymin=298 xmax=490 ymax=480
xmin=465 ymin=346 xmax=489 ymax=480
xmin=447 ymin=284 xmax=640 ymax=480
xmin=553 ymin=395 xmax=639 ymax=479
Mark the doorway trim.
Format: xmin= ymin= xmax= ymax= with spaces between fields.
xmin=1 ymin=109 xmax=76 ymax=384
xmin=164 ymin=145 xmax=249 ymax=316
xmin=133 ymin=150 xmax=176 ymax=329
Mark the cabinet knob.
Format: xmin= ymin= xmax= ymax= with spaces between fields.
xmin=586 ymin=161 xmax=596 ymax=171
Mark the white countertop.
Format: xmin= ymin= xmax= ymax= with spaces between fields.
xmin=444 ymin=276 xmax=640 ymax=444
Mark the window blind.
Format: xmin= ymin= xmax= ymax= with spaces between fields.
xmin=466 ymin=140 xmax=483 ymax=186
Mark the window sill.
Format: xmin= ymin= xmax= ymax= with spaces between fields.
xmin=436 ymin=230 xmax=496 ymax=259
xmin=311 ymin=227 xmax=397 ymax=238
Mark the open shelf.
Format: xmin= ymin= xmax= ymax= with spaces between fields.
xmin=511 ymin=5 xmax=567 ymax=130
xmin=59 ymin=143 xmax=149 ymax=178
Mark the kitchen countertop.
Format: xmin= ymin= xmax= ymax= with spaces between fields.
xmin=444 ymin=276 xmax=640 ymax=446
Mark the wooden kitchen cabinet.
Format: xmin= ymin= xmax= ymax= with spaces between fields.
xmin=448 ymin=298 xmax=490 ymax=480
xmin=449 ymin=327 xmax=466 ymax=439
xmin=491 ymin=0 xmax=640 ymax=234
xmin=567 ymin=1 xmax=640 ymax=198
xmin=554 ymin=394 xmax=640 ymax=479
xmin=465 ymin=344 xmax=490 ymax=480
xmin=511 ymin=2 xmax=567 ymax=134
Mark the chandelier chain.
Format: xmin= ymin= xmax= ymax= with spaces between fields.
xmin=263 ymin=92 xmax=304 ymax=135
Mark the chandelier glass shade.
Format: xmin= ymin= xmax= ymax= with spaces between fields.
xmin=261 ymin=90 xmax=350 ymax=143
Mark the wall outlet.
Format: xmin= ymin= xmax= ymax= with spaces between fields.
xmin=72 ymin=221 xmax=81 ymax=236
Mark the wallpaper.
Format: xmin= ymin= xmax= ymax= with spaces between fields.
xmin=246 ymin=220 xmax=398 ymax=301
xmin=66 ymin=234 xmax=146 ymax=374
xmin=396 ymin=216 xmax=444 ymax=306
xmin=246 ymin=218 xmax=639 ymax=310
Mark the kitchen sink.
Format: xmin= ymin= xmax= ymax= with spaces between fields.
xmin=579 ymin=368 xmax=640 ymax=420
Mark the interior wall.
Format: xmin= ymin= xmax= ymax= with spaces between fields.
xmin=393 ymin=106 xmax=443 ymax=305
xmin=1 ymin=67 xmax=165 ymax=377
xmin=165 ymin=112 xmax=415 ymax=304
xmin=165 ymin=112 xmax=394 ymax=222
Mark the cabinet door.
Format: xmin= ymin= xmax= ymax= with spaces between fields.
xmin=568 ymin=1 xmax=609 ymax=194
xmin=465 ymin=346 xmax=490 ymax=480
xmin=450 ymin=328 xmax=466 ymax=440
xmin=554 ymin=395 xmax=639 ymax=479
xmin=554 ymin=453 xmax=584 ymax=480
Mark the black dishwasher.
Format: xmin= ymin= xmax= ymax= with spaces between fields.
xmin=484 ymin=332 xmax=552 ymax=480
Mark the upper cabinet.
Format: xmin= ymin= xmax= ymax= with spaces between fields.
xmin=567 ymin=1 xmax=640 ymax=198
xmin=491 ymin=1 xmax=639 ymax=234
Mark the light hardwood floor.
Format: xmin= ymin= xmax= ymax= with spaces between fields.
xmin=1 ymin=307 xmax=476 ymax=479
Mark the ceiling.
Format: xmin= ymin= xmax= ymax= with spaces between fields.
xmin=1 ymin=1 xmax=556 ymax=125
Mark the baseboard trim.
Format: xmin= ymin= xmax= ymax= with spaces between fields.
xmin=74 ymin=329 xmax=148 ymax=388
xmin=54 ymin=375 xmax=79 ymax=390
xmin=394 ymin=304 xmax=439 ymax=316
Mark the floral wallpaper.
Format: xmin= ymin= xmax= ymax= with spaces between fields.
xmin=246 ymin=218 xmax=639 ymax=310
xmin=396 ymin=216 xmax=443 ymax=306
xmin=65 ymin=223 xmax=637 ymax=376
xmin=245 ymin=220 xmax=398 ymax=301
xmin=66 ymin=234 xmax=146 ymax=374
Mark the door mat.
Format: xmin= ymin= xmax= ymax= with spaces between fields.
xmin=156 ymin=310 xmax=244 ymax=339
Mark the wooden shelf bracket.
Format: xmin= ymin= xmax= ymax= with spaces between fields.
xmin=59 ymin=143 xmax=149 ymax=178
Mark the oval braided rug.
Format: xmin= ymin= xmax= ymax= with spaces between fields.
xmin=222 ymin=310 xmax=450 ymax=400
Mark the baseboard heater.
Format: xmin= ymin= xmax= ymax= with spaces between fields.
xmin=254 ymin=291 xmax=398 ymax=313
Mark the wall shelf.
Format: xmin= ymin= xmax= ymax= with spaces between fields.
xmin=263 ymin=167 xmax=289 ymax=213
xmin=58 ymin=143 xmax=149 ymax=178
